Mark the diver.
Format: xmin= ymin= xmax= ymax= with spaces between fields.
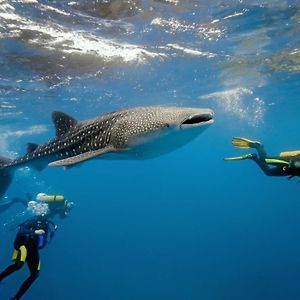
xmin=0 ymin=216 xmax=57 ymax=300
xmin=1 ymin=192 xmax=73 ymax=238
xmin=0 ymin=192 xmax=74 ymax=218
xmin=225 ymin=137 xmax=300 ymax=178
xmin=35 ymin=193 xmax=75 ymax=219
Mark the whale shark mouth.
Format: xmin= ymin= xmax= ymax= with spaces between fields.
xmin=181 ymin=113 xmax=214 ymax=128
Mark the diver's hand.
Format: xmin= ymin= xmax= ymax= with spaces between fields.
xmin=34 ymin=229 xmax=45 ymax=235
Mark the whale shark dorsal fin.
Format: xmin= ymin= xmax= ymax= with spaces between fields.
xmin=48 ymin=146 xmax=116 ymax=167
xmin=26 ymin=143 xmax=39 ymax=154
xmin=52 ymin=111 xmax=78 ymax=136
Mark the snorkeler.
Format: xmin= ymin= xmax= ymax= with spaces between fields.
xmin=225 ymin=137 xmax=300 ymax=178
xmin=0 ymin=216 xmax=57 ymax=300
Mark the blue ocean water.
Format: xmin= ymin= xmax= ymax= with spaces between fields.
xmin=1 ymin=1 xmax=300 ymax=299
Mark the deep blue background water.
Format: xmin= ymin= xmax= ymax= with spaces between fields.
xmin=1 ymin=1 xmax=300 ymax=299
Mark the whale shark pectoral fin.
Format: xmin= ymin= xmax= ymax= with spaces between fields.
xmin=48 ymin=146 xmax=116 ymax=167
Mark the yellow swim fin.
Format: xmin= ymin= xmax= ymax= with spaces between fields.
xmin=232 ymin=137 xmax=261 ymax=149
xmin=224 ymin=154 xmax=253 ymax=161
xmin=280 ymin=150 xmax=300 ymax=158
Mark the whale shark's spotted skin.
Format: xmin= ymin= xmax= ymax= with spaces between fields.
xmin=0 ymin=106 xmax=213 ymax=198
xmin=1 ymin=106 xmax=214 ymax=170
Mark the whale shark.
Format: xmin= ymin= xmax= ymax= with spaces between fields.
xmin=0 ymin=106 xmax=214 ymax=198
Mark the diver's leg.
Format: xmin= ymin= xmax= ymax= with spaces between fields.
xmin=0 ymin=261 xmax=24 ymax=282
xmin=231 ymin=137 xmax=267 ymax=160
xmin=12 ymin=243 xmax=40 ymax=300
xmin=12 ymin=271 xmax=39 ymax=300
xmin=251 ymin=154 xmax=286 ymax=176
xmin=0 ymin=246 xmax=26 ymax=282
xmin=252 ymin=144 xmax=267 ymax=160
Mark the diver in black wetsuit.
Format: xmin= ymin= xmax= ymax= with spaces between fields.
xmin=225 ymin=137 xmax=300 ymax=178
xmin=0 ymin=216 xmax=57 ymax=300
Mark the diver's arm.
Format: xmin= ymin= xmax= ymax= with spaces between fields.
xmin=46 ymin=220 xmax=58 ymax=240
xmin=59 ymin=210 xmax=67 ymax=219
xmin=47 ymin=219 xmax=57 ymax=230
xmin=17 ymin=219 xmax=37 ymax=235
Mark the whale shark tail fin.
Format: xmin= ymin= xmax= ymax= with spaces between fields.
xmin=0 ymin=156 xmax=14 ymax=199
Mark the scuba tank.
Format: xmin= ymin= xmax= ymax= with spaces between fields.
xmin=36 ymin=193 xmax=64 ymax=202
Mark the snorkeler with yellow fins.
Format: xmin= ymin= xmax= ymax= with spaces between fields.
xmin=225 ymin=137 xmax=300 ymax=178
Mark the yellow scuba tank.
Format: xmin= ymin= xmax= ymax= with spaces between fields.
xmin=42 ymin=195 xmax=64 ymax=202
xmin=36 ymin=193 xmax=64 ymax=202
xmin=280 ymin=150 xmax=300 ymax=158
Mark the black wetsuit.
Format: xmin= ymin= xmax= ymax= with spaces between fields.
xmin=0 ymin=217 xmax=57 ymax=300
xmin=252 ymin=153 xmax=300 ymax=178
